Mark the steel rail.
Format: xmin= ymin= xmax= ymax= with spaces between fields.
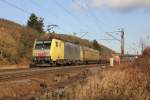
xmin=0 ymin=64 xmax=102 ymax=82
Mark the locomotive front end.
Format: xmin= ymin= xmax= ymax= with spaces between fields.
xmin=32 ymin=40 xmax=52 ymax=65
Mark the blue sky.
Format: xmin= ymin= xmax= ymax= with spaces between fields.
xmin=0 ymin=0 xmax=150 ymax=54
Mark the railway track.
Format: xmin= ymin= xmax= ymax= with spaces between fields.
xmin=0 ymin=64 xmax=104 ymax=82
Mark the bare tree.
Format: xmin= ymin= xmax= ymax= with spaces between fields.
xmin=139 ymin=38 xmax=147 ymax=53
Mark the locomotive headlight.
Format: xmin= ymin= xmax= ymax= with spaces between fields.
xmin=45 ymin=51 xmax=50 ymax=56
xmin=46 ymin=52 xmax=50 ymax=56
xmin=34 ymin=57 xmax=36 ymax=61
xmin=33 ymin=51 xmax=37 ymax=56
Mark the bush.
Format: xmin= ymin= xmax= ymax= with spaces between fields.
xmin=143 ymin=47 xmax=150 ymax=57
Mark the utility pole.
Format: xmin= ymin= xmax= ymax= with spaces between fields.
xmin=105 ymin=28 xmax=125 ymax=56
xmin=121 ymin=29 xmax=125 ymax=56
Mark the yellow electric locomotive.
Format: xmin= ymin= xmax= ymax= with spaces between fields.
xmin=32 ymin=38 xmax=100 ymax=66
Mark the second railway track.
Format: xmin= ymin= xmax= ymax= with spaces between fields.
xmin=0 ymin=64 xmax=105 ymax=82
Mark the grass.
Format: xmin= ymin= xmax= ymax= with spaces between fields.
xmin=58 ymin=65 xmax=149 ymax=100
xmin=52 ymin=54 xmax=150 ymax=100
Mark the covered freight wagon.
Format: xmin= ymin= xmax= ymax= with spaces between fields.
xmin=82 ymin=47 xmax=100 ymax=63
xmin=64 ymin=42 xmax=80 ymax=62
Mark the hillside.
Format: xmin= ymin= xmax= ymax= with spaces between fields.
xmin=0 ymin=19 xmax=115 ymax=65
xmin=0 ymin=19 xmax=39 ymax=65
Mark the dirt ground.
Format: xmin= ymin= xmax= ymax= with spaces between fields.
xmin=0 ymin=62 xmax=150 ymax=100
xmin=0 ymin=65 xmax=99 ymax=99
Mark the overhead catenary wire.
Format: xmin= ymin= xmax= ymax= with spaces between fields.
xmin=80 ymin=32 xmax=88 ymax=38
xmin=31 ymin=0 xmax=85 ymax=33
xmin=105 ymin=32 xmax=121 ymax=42
xmin=74 ymin=0 xmax=112 ymax=28
xmin=72 ymin=0 xmax=120 ymax=40
xmin=72 ymin=0 xmax=115 ymax=40
xmin=72 ymin=0 xmax=105 ymax=31
xmin=73 ymin=0 xmax=127 ymax=54
xmin=51 ymin=0 xmax=92 ymax=31
xmin=30 ymin=0 xmax=69 ymax=33
xmin=30 ymin=0 xmax=59 ymax=19
xmin=99 ymin=39 xmax=116 ymax=41
xmin=1 ymin=0 xmax=132 ymax=54
xmin=0 ymin=0 xmax=31 ymax=15
xmin=3 ymin=0 xmax=105 ymax=36
xmin=1 ymin=0 xmax=113 ymax=35
xmin=0 ymin=0 xmax=68 ymax=33
xmin=83 ymin=0 xmax=114 ymax=29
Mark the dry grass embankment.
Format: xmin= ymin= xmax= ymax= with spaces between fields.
xmin=0 ymin=19 xmax=39 ymax=65
xmin=56 ymin=65 xmax=149 ymax=100
xmin=70 ymin=48 xmax=150 ymax=100
xmin=40 ymin=48 xmax=150 ymax=100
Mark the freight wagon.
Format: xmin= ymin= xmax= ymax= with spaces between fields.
xmin=32 ymin=38 xmax=100 ymax=66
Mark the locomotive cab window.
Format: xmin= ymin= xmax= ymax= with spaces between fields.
xmin=43 ymin=41 xmax=51 ymax=49
xmin=35 ymin=41 xmax=43 ymax=49
xmin=35 ymin=40 xmax=51 ymax=49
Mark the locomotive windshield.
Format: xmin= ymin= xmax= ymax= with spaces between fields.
xmin=35 ymin=40 xmax=51 ymax=49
